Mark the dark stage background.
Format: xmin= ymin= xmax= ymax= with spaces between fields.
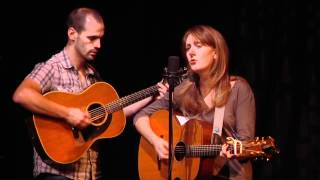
xmin=0 ymin=1 xmax=319 ymax=179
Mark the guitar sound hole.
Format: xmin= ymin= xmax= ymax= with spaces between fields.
xmin=88 ymin=103 xmax=106 ymax=126
xmin=174 ymin=141 xmax=186 ymax=161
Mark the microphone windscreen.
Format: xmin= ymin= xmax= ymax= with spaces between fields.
xmin=167 ymin=56 xmax=180 ymax=73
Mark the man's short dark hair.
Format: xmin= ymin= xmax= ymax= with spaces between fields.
xmin=66 ymin=7 xmax=103 ymax=32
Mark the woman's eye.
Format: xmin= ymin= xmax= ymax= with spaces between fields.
xmin=195 ymin=42 xmax=202 ymax=47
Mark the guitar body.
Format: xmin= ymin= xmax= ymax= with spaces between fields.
xmin=30 ymin=82 xmax=126 ymax=164
xmin=138 ymin=110 xmax=208 ymax=180
xmin=138 ymin=111 xmax=279 ymax=180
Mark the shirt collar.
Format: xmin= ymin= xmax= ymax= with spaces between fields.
xmin=61 ymin=48 xmax=95 ymax=75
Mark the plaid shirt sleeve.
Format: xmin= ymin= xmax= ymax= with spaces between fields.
xmin=26 ymin=62 xmax=55 ymax=93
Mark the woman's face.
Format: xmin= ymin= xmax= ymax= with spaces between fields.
xmin=185 ymin=34 xmax=216 ymax=75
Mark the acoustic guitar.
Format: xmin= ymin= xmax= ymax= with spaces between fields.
xmin=138 ymin=110 xmax=278 ymax=180
xmin=28 ymin=82 xmax=164 ymax=164
xmin=28 ymin=67 xmax=187 ymax=164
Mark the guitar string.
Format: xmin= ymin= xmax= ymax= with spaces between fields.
xmin=175 ymin=144 xmax=264 ymax=156
xmin=175 ymin=145 xmax=226 ymax=156
xmin=87 ymin=86 xmax=158 ymax=122
xmin=174 ymin=142 xmax=266 ymax=150
xmin=87 ymin=86 xmax=157 ymax=119
xmin=76 ymin=72 xmax=186 ymax=122
xmin=175 ymin=145 xmax=240 ymax=152
xmin=175 ymin=146 xmax=234 ymax=157
xmin=86 ymin=75 xmax=186 ymax=122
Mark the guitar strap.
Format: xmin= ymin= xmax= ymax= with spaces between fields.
xmin=212 ymin=80 xmax=235 ymax=137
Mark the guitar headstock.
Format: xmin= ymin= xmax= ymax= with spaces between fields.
xmin=242 ymin=136 xmax=279 ymax=161
xmin=227 ymin=136 xmax=280 ymax=161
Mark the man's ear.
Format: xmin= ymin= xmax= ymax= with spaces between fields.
xmin=67 ymin=27 xmax=78 ymax=41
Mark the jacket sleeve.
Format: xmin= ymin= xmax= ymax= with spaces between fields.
xmin=133 ymin=92 xmax=169 ymax=125
xmin=234 ymin=79 xmax=256 ymax=141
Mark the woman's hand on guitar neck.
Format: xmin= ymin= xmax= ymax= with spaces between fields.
xmin=66 ymin=107 xmax=91 ymax=129
xmin=154 ymin=81 xmax=169 ymax=100
xmin=220 ymin=144 xmax=234 ymax=159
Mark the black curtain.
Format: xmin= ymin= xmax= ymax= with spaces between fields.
xmin=0 ymin=1 xmax=319 ymax=179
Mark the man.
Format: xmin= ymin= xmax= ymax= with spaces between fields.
xmin=13 ymin=7 xmax=167 ymax=180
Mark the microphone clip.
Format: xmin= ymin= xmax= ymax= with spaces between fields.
xmin=162 ymin=67 xmax=187 ymax=87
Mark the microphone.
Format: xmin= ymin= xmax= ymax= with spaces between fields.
xmin=166 ymin=56 xmax=180 ymax=87
xmin=167 ymin=56 xmax=180 ymax=74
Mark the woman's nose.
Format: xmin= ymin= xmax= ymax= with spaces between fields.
xmin=188 ymin=49 xmax=195 ymax=57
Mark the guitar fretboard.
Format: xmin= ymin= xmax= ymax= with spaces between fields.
xmin=175 ymin=145 xmax=236 ymax=157
xmin=189 ymin=145 xmax=224 ymax=157
xmin=104 ymin=85 xmax=159 ymax=113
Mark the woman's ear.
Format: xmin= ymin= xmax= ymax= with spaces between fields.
xmin=213 ymin=50 xmax=218 ymax=59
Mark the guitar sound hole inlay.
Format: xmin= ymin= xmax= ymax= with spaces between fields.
xmin=88 ymin=103 xmax=107 ymax=126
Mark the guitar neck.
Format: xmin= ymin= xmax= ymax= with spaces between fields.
xmin=181 ymin=145 xmax=236 ymax=157
xmin=185 ymin=145 xmax=223 ymax=157
xmin=104 ymin=85 xmax=159 ymax=113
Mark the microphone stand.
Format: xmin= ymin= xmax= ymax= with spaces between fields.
xmin=167 ymin=73 xmax=176 ymax=180
xmin=164 ymin=56 xmax=180 ymax=180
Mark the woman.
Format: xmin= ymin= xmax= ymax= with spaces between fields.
xmin=134 ymin=25 xmax=255 ymax=180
